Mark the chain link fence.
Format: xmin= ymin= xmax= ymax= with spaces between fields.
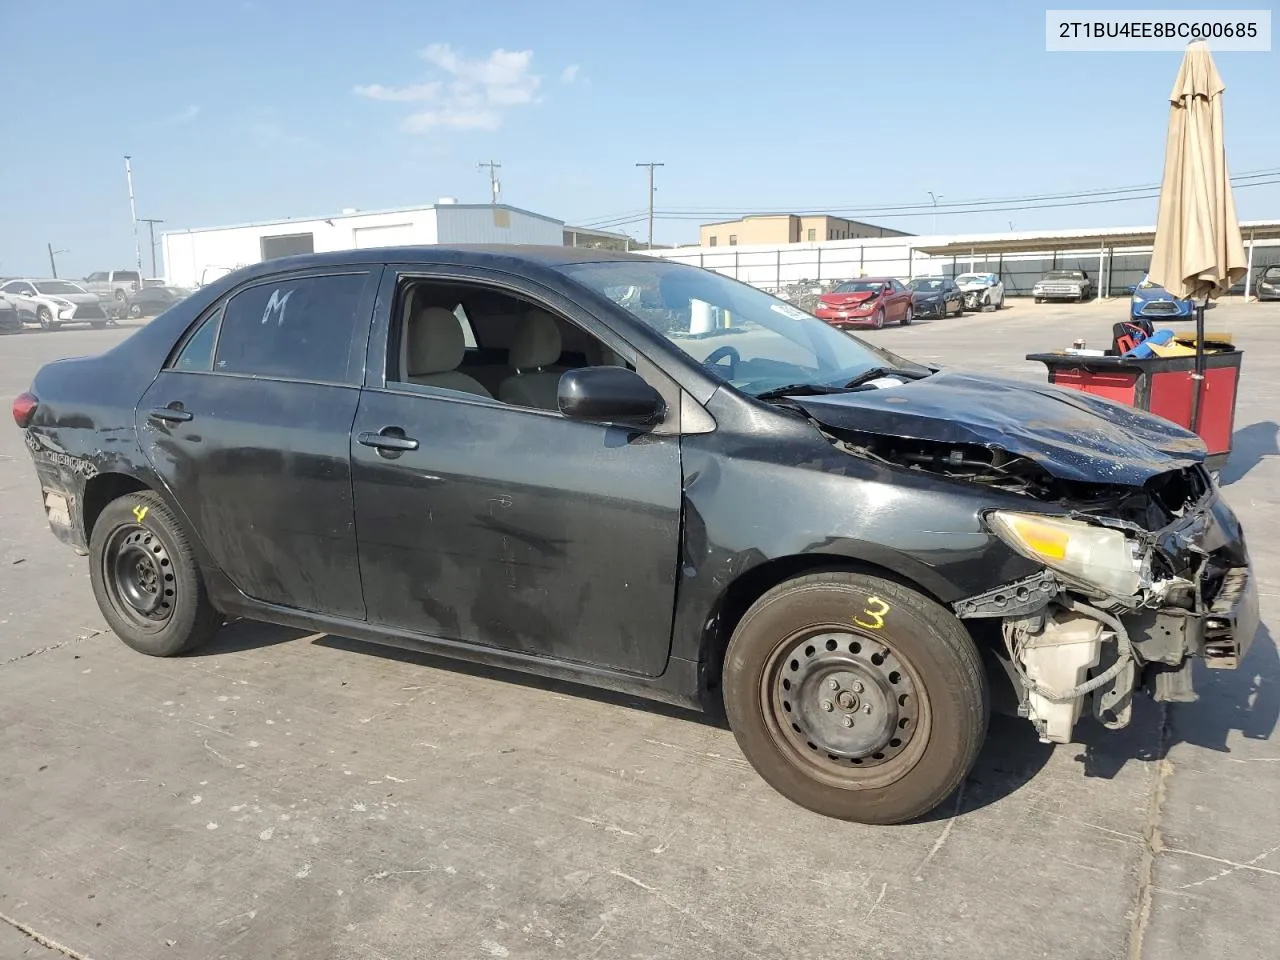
xmin=647 ymin=240 xmax=1280 ymax=300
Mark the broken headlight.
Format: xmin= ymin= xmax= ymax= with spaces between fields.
xmin=986 ymin=511 xmax=1142 ymax=597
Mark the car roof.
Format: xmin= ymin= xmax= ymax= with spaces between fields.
xmin=840 ymin=276 xmax=894 ymax=282
xmin=239 ymin=244 xmax=662 ymax=275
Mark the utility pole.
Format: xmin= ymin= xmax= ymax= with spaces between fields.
xmin=478 ymin=160 xmax=501 ymax=204
xmin=927 ymin=190 xmax=943 ymax=234
xmin=636 ymin=162 xmax=664 ymax=249
xmin=124 ymin=155 xmax=142 ymax=272
xmin=47 ymin=243 xmax=68 ymax=278
xmin=138 ymin=218 xmax=165 ymax=278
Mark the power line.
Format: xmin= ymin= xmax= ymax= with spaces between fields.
xmin=577 ymin=166 xmax=1280 ymax=229
xmin=579 ymin=175 xmax=1280 ymax=230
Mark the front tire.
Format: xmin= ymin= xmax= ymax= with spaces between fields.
xmin=722 ymin=572 xmax=989 ymax=825
xmin=36 ymin=306 xmax=56 ymax=330
xmin=872 ymin=308 xmax=885 ymax=329
xmin=89 ymin=491 xmax=222 ymax=657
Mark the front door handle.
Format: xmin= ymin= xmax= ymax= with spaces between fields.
xmin=148 ymin=405 xmax=193 ymax=424
xmin=358 ymin=427 xmax=420 ymax=456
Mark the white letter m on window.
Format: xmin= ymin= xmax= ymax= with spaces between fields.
xmin=260 ymin=287 xmax=295 ymax=326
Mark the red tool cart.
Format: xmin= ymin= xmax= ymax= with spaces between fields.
xmin=1026 ymin=310 xmax=1242 ymax=473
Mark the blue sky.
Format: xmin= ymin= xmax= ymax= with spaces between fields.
xmin=1 ymin=0 xmax=1276 ymax=277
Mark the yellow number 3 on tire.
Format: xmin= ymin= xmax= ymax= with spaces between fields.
xmin=853 ymin=597 xmax=890 ymax=630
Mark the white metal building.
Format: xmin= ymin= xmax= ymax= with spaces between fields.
xmin=162 ymin=200 xmax=565 ymax=289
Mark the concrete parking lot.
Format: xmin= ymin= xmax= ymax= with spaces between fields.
xmin=1 ymin=299 xmax=1277 ymax=960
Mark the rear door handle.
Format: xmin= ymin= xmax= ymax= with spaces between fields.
xmin=148 ymin=406 xmax=193 ymax=424
xmin=358 ymin=428 xmax=420 ymax=454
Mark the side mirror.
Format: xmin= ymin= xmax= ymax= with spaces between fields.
xmin=557 ymin=366 xmax=666 ymax=427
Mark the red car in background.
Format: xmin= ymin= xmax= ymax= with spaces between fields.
xmin=813 ymin=277 xmax=914 ymax=329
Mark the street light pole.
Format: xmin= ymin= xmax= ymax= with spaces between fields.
xmin=124 ymin=155 xmax=142 ymax=272
xmin=927 ymin=191 xmax=943 ymax=234
xmin=47 ymin=243 xmax=69 ymax=278
xmin=636 ymin=162 xmax=664 ymax=249
xmin=138 ymin=218 xmax=165 ymax=278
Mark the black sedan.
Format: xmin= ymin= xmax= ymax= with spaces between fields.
xmin=12 ymin=246 xmax=1259 ymax=824
xmin=907 ymin=276 xmax=963 ymax=318
xmin=121 ymin=284 xmax=195 ymax=319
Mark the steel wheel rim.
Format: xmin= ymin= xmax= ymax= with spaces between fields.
xmin=103 ymin=523 xmax=176 ymax=629
xmin=760 ymin=625 xmax=932 ymax=790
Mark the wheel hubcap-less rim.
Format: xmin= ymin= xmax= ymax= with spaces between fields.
xmin=762 ymin=629 xmax=929 ymax=789
xmin=105 ymin=524 xmax=176 ymax=626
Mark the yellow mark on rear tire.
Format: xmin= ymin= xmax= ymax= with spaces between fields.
xmin=132 ymin=505 xmax=149 ymax=523
xmin=853 ymin=597 xmax=890 ymax=630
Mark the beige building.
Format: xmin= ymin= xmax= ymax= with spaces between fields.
xmin=699 ymin=214 xmax=911 ymax=248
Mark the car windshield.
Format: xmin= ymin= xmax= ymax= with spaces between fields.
xmin=1045 ymin=271 xmax=1084 ymax=280
xmin=556 ymin=260 xmax=929 ymax=398
xmin=33 ymin=281 xmax=87 ymax=296
xmin=955 ymin=274 xmax=993 ymax=285
xmin=909 ymin=278 xmax=943 ymax=291
xmin=832 ymin=281 xmax=886 ymax=293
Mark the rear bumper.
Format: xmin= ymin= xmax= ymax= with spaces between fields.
xmin=24 ymin=430 xmax=92 ymax=553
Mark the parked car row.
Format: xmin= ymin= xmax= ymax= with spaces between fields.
xmin=812 ymin=273 xmax=1006 ymax=330
xmin=0 ymin=275 xmax=194 ymax=333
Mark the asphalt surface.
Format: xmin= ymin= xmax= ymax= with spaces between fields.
xmin=1 ymin=300 xmax=1277 ymax=960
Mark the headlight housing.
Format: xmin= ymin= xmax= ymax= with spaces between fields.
xmin=986 ymin=511 xmax=1142 ymax=597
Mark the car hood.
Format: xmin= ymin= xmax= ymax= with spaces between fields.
xmin=956 ymin=279 xmax=994 ymax=290
xmin=791 ymin=369 xmax=1206 ymax=486
xmin=1132 ymin=286 xmax=1180 ymax=302
xmin=38 ymin=292 xmax=99 ymax=305
xmin=822 ymin=291 xmax=878 ymax=304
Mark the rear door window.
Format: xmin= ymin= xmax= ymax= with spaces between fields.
xmin=213 ymin=273 xmax=371 ymax=384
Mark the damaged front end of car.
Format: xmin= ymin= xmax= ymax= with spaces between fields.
xmin=794 ymin=372 xmax=1260 ymax=746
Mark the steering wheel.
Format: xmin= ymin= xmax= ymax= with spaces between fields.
xmin=702 ymin=345 xmax=741 ymax=378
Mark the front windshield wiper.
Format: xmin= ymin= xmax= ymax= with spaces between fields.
xmin=753 ymin=383 xmax=847 ymax=401
xmin=842 ymin=366 xmax=931 ymax=389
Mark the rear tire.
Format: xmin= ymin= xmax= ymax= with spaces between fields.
xmin=722 ymin=571 xmax=989 ymax=825
xmin=88 ymin=491 xmax=222 ymax=657
xmin=900 ymin=306 xmax=913 ymax=326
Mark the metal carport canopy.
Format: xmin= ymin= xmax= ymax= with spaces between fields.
xmin=912 ymin=219 xmax=1280 ymax=256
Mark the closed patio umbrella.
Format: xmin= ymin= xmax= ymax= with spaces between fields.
xmin=1147 ymin=40 xmax=1247 ymax=431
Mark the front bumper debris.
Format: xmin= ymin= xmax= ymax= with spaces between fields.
xmin=953 ymin=489 xmax=1257 ymax=743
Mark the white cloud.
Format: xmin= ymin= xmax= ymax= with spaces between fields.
xmin=163 ymin=104 xmax=201 ymax=124
xmin=560 ymin=64 xmax=580 ymax=84
xmin=352 ymin=82 xmax=441 ymax=102
xmin=354 ymin=43 xmax=542 ymax=132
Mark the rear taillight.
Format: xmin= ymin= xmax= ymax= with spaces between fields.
xmin=12 ymin=392 xmax=38 ymax=428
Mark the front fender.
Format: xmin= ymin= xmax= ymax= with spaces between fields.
xmin=670 ymin=433 xmax=1040 ymax=665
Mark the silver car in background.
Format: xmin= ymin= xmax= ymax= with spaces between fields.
xmin=0 ymin=278 xmax=110 ymax=330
